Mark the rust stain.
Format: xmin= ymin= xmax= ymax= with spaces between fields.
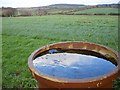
xmin=82 ymin=45 xmax=87 ymax=49
xmin=32 ymin=72 xmax=35 ymax=78
xmin=45 ymin=45 xmax=50 ymax=50
xmin=97 ymin=83 xmax=100 ymax=87
xmin=41 ymin=75 xmax=68 ymax=83
xmin=68 ymin=44 xmax=73 ymax=49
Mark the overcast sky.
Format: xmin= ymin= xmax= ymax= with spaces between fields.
xmin=1 ymin=0 xmax=119 ymax=8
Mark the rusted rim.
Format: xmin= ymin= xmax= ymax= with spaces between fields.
xmin=28 ymin=41 xmax=119 ymax=83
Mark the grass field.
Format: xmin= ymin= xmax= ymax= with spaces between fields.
xmin=2 ymin=15 xmax=119 ymax=88
xmin=70 ymin=8 xmax=119 ymax=15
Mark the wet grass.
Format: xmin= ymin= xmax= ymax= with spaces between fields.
xmin=2 ymin=15 xmax=118 ymax=88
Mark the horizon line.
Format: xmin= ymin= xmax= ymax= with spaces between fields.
xmin=0 ymin=3 xmax=119 ymax=8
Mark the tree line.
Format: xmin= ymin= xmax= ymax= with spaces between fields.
xmin=1 ymin=7 xmax=17 ymax=17
xmin=0 ymin=7 xmax=48 ymax=17
xmin=0 ymin=4 xmax=119 ymax=17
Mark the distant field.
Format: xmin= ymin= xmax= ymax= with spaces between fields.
xmin=70 ymin=8 xmax=119 ymax=15
xmin=2 ymin=15 xmax=118 ymax=88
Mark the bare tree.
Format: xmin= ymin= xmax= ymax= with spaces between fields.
xmin=35 ymin=9 xmax=48 ymax=16
xmin=19 ymin=9 xmax=32 ymax=16
xmin=2 ymin=7 xmax=17 ymax=17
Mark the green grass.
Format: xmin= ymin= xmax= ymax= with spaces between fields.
xmin=2 ymin=35 xmax=57 ymax=88
xmin=2 ymin=15 xmax=119 ymax=88
xmin=72 ymin=8 xmax=119 ymax=15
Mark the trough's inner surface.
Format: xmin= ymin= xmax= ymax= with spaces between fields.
xmin=33 ymin=49 xmax=117 ymax=79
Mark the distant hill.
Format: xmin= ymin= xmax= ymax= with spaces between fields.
xmin=48 ymin=4 xmax=85 ymax=8
xmin=96 ymin=4 xmax=119 ymax=8
xmin=37 ymin=3 xmax=119 ymax=9
xmin=49 ymin=4 xmax=85 ymax=6
xmin=1 ymin=3 xmax=119 ymax=17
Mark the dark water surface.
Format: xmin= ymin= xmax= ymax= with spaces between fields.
xmin=33 ymin=49 xmax=116 ymax=79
